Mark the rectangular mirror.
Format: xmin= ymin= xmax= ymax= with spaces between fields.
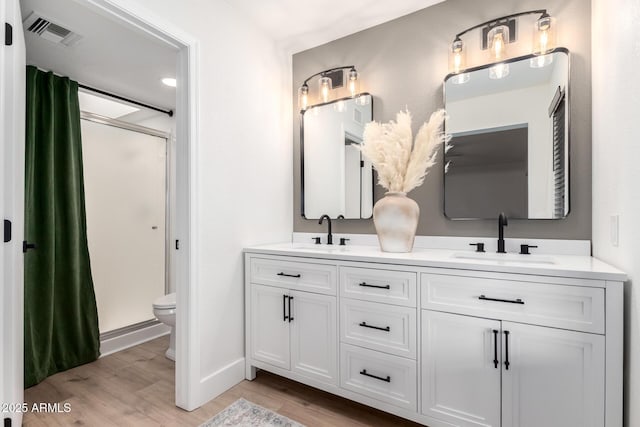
xmin=301 ymin=94 xmax=373 ymax=219
xmin=444 ymin=49 xmax=569 ymax=220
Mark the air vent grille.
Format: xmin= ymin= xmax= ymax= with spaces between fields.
xmin=23 ymin=12 xmax=81 ymax=47
xmin=45 ymin=23 xmax=71 ymax=39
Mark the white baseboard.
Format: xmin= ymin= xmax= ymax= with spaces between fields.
xmin=100 ymin=322 xmax=171 ymax=357
xmin=190 ymin=357 xmax=245 ymax=410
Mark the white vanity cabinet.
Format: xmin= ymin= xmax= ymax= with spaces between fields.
xmin=247 ymin=256 xmax=338 ymax=386
xmin=422 ymin=271 xmax=610 ymax=427
xmin=244 ymin=245 xmax=625 ymax=427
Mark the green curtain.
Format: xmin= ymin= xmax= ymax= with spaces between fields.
xmin=24 ymin=66 xmax=100 ymax=388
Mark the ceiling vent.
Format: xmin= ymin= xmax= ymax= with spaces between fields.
xmin=23 ymin=12 xmax=82 ymax=47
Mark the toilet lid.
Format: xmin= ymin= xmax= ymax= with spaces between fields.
xmin=153 ymin=292 xmax=176 ymax=309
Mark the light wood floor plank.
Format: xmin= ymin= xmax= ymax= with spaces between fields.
xmin=24 ymin=336 xmax=424 ymax=426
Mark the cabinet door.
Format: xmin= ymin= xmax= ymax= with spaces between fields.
xmin=501 ymin=322 xmax=605 ymax=427
xmin=250 ymin=284 xmax=290 ymax=370
xmin=290 ymin=290 xmax=337 ymax=385
xmin=422 ymin=310 xmax=501 ymax=427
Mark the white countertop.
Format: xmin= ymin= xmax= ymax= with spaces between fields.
xmin=244 ymin=242 xmax=627 ymax=282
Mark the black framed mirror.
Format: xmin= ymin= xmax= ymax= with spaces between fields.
xmin=444 ymin=48 xmax=569 ymax=220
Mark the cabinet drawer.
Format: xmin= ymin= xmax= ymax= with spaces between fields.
xmin=250 ymin=257 xmax=337 ymax=295
xmin=340 ymin=343 xmax=417 ymax=411
xmin=340 ymin=266 xmax=416 ymax=307
xmin=421 ymin=273 xmax=605 ymax=334
xmin=340 ymin=299 xmax=417 ymax=359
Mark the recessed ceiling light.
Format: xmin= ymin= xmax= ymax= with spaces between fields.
xmin=161 ymin=77 xmax=177 ymax=87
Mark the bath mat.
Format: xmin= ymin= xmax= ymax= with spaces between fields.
xmin=200 ymin=398 xmax=305 ymax=427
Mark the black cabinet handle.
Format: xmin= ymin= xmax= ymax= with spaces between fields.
xmin=288 ymin=295 xmax=294 ymax=322
xmin=478 ymin=295 xmax=524 ymax=305
xmin=283 ymin=295 xmax=288 ymax=322
xmin=358 ymin=282 xmax=390 ymax=290
xmin=504 ymin=330 xmax=510 ymax=370
xmin=359 ymin=322 xmax=390 ymax=332
xmin=360 ymin=369 xmax=391 ymax=383
xmin=492 ymin=329 xmax=499 ymax=369
xmin=278 ymin=272 xmax=301 ymax=278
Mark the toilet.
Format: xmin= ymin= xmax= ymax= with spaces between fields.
xmin=152 ymin=292 xmax=176 ymax=361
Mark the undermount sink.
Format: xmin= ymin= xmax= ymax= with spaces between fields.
xmin=452 ymin=251 xmax=556 ymax=265
xmin=290 ymin=243 xmax=349 ymax=252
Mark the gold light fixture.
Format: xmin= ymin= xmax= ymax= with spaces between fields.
xmin=448 ymin=10 xmax=558 ymax=81
xmin=297 ymin=65 xmax=362 ymax=112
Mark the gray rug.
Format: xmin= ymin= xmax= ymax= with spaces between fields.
xmin=200 ymin=398 xmax=305 ymax=427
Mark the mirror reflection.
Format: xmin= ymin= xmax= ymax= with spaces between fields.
xmin=302 ymin=94 xmax=373 ymax=219
xmin=444 ymin=49 xmax=569 ymax=220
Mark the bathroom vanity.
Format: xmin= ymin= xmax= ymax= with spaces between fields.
xmin=244 ymin=239 xmax=625 ymax=427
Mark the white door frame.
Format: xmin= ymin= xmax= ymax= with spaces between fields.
xmin=2 ymin=0 xmax=26 ymax=424
xmin=80 ymin=0 xmax=200 ymax=410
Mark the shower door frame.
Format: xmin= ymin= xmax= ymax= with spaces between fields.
xmin=81 ymin=111 xmax=172 ymax=296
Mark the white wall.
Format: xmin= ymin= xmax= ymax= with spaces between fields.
xmin=592 ymin=1 xmax=640 ymax=425
xmin=107 ymin=0 xmax=293 ymax=409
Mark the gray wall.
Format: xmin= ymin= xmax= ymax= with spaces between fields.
xmin=292 ymin=0 xmax=591 ymax=240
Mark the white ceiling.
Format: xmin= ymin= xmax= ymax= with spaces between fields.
xmin=20 ymin=0 xmax=445 ymax=111
xmin=226 ymin=0 xmax=446 ymax=53
xmin=21 ymin=0 xmax=178 ymax=111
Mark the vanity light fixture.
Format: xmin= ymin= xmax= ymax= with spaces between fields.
xmin=449 ymin=9 xmax=557 ymax=82
xmin=530 ymin=12 xmax=556 ymax=68
xmin=298 ymin=65 xmax=361 ymax=111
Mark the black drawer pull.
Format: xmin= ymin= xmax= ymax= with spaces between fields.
xmin=358 ymin=282 xmax=390 ymax=290
xmin=278 ymin=272 xmax=301 ymax=278
xmin=478 ymin=295 xmax=524 ymax=305
xmin=359 ymin=322 xmax=390 ymax=332
xmin=360 ymin=369 xmax=391 ymax=383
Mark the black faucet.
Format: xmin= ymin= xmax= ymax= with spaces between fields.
xmin=497 ymin=212 xmax=508 ymax=253
xmin=319 ymin=215 xmax=333 ymax=245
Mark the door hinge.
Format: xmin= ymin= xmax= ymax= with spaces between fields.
xmin=360 ymin=160 xmax=364 ymax=167
xmin=5 ymin=417 xmax=13 ymax=426
xmin=5 ymin=23 xmax=13 ymax=46
xmin=3 ymin=219 xmax=11 ymax=243
xmin=175 ymin=239 xmax=179 ymax=250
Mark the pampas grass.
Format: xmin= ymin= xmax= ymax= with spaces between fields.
xmin=360 ymin=109 xmax=450 ymax=194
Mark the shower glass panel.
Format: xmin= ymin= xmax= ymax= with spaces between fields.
xmin=81 ymin=119 xmax=167 ymax=333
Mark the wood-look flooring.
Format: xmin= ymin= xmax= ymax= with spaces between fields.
xmin=23 ymin=336 xmax=423 ymax=426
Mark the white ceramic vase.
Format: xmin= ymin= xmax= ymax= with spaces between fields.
xmin=373 ymin=192 xmax=419 ymax=253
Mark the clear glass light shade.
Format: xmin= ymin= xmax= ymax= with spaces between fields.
xmin=487 ymin=26 xmax=509 ymax=61
xmin=449 ymin=39 xmax=466 ymax=74
xmin=348 ymin=68 xmax=359 ymax=97
xmin=450 ymin=73 xmax=470 ymax=84
xmin=530 ymin=54 xmax=554 ymax=68
xmin=355 ymin=94 xmax=371 ymax=106
xmin=319 ymin=76 xmax=332 ymax=103
xmin=298 ymin=85 xmax=309 ymax=111
xmin=533 ymin=15 xmax=556 ymax=55
xmin=489 ymin=63 xmax=510 ymax=79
